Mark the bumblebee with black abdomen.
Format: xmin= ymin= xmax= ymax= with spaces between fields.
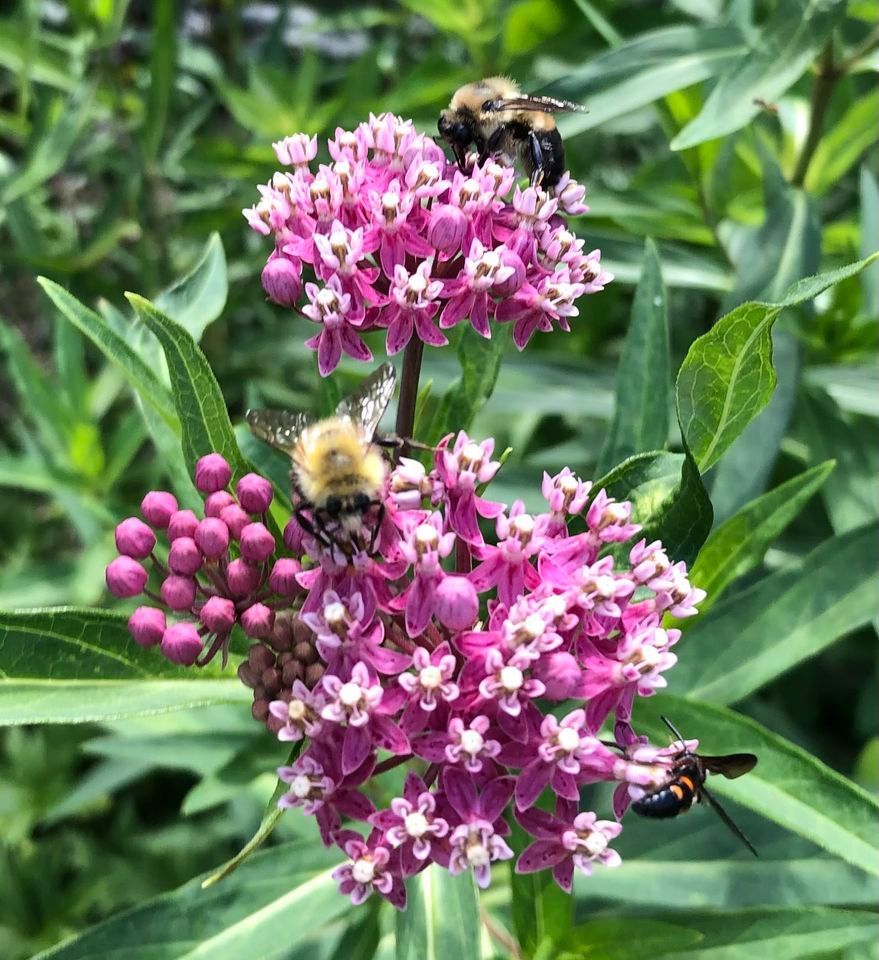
xmin=246 ymin=363 xmax=396 ymax=556
xmin=630 ymin=716 xmax=759 ymax=856
xmin=438 ymin=77 xmax=586 ymax=189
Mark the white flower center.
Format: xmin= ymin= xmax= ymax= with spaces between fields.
xmin=557 ymin=727 xmax=581 ymax=752
xmin=324 ymin=601 xmax=346 ymax=625
xmin=523 ymin=614 xmax=545 ymax=639
xmin=404 ymin=811 xmax=430 ymax=838
xmin=352 ymin=858 xmax=376 ymax=884
xmin=582 ymin=831 xmax=608 ymax=856
xmin=499 ymin=665 xmax=524 ymax=692
xmin=408 ymin=273 xmax=428 ymax=293
xmin=466 ymin=841 xmax=490 ymax=867
xmin=288 ymin=699 xmax=307 ymax=722
xmin=415 ymin=524 xmax=439 ymax=549
xmin=419 ymin=665 xmax=443 ymax=689
xmin=339 ymin=682 xmax=364 ymax=706
xmin=460 ymin=729 xmax=484 ymax=755
xmin=511 ymin=514 xmax=535 ymax=537
xmin=594 ymin=575 xmax=617 ymax=597
xmin=290 ymin=775 xmax=312 ymax=798
xmin=461 ymin=442 xmax=484 ymax=465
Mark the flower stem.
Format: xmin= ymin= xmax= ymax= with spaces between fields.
xmin=373 ymin=753 xmax=413 ymax=776
xmin=791 ymin=41 xmax=840 ymax=188
xmin=395 ymin=335 xmax=424 ymax=447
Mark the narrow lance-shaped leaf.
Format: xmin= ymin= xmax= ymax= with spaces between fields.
xmin=671 ymin=0 xmax=846 ymax=150
xmin=673 ymin=520 xmax=879 ymax=704
xmin=396 ymin=867 xmax=483 ymax=960
xmin=676 ymin=254 xmax=879 ymax=474
xmin=685 ymin=460 xmax=834 ymax=618
xmin=597 ymin=238 xmax=670 ymax=476
xmin=155 ymin=232 xmax=229 ymax=343
xmin=633 ymin=697 xmax=879 ymax=878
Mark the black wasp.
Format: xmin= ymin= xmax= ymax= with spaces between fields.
xmin=630 ymin=716 xmax=759 ymax=856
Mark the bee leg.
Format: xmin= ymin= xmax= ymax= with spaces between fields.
xmin=368 ymin=500 xmax=385 ymax=554
xmin=478 ymin=126 xmax=506 ymax=166
xmin=294 ymin=504 xmax=334 ymax=551
xmin=528 ymin=131 xmax=546 ymax=188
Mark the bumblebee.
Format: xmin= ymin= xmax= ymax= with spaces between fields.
xmin=246 ymin=363 xmax=397 ymax=555
xmin=437 ymin=76 xmax=586 ymax=189
xmin=629 ymin=716 xmax=759 ymax=856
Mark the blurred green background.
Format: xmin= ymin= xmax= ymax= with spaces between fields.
xmin=0 ymin=1 xmax=877 ymax=958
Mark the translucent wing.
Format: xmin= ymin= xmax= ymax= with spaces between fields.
xmin=701 ymin=753 xmax=758 ymax=780
xmin=246 ymin=408 xmax=314 ymax=456
xmin=482 ymin=95 xmax=587 ymax=114
xmin=335 ymin=362 xmax=396 ymax=439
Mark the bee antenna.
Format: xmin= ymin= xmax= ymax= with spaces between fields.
xmin=660 ymin=715 xmax=688 ymax=751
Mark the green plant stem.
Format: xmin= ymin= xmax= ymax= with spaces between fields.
xmin=395 ymin=334 xmax=424 ymax=447
xmin=792 ymin=41 xmax=840 ymax=188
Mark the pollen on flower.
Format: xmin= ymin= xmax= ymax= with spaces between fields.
xmin=244 ymin=114 xmax=611 ymax=372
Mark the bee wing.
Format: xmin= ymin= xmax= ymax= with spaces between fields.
xmin=701 ymin=753 xmax=758 ymax=780
xmin=335 ymin=362 xmax=396 ymax=439
xmin=699 ymin=784 xmax=759 ymax=857
xmin=482 ymin=95 xmax=587 ymax=114
xmin=246 ymin=408 xmax=314 ymax=456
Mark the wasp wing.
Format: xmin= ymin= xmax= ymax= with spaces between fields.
xmin=335 ymin=362 xmax=396 ymax=439
xmin=699 ymin=783 xmax=758 ymax=857
xmin=246 ymin=408 xmax=314 ymax=457
xmin=482 ymin=95 xmax=587 ymax=114
xmin=701 ymin=753 xmax=758 ymax=780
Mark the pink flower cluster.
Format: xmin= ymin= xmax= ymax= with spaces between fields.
xmin=243 ymin=115 xmax=612 ymax=372
xmin=108 ymin=433 xmax=706 ymax=908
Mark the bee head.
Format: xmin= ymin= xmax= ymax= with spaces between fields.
xmin=438 ymin=110 xmax=472 ymax=169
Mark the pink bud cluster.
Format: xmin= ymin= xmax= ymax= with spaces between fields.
xmin=243 ymin=116 xmax=612 ymax=373
xmin=108 ymin=436 xmax=706 ymax=908
xmin=106 ymin=454 xmax=297 ymax=666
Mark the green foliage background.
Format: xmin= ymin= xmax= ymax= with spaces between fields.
xmin=0 ymin=1 xmax=876 ymax=958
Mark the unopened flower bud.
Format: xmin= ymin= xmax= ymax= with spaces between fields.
xmin=428 ymin=204 xmax=467 ymax=252
xmin=248 ymin=643 xmax=276 ymax=673
xmin=161 ymin=623 xmax=203 ymax=665
xmin=128 ymin=606 xmax=165 ymax=647
xmin=240 ymin=522 xmax=275 ymax=562
xmin=493 ymin=249 xmax=526 ymax=298
xmin=238 ymin=660 xmax=259 ymax=688
xmin=305 ymin=662 xmax=325 ymax=688
xmin=168 ymin=537 xmax=203 ymax=576
xmin=252 ymin=698 xmax=270 ymax=723
xmin=283 ymin=517 xmax=305 ymax=553
xmin=141 ymin=491 xmax=177 ymax=529
xmin=220 ymin=504 xmax=250 ymax=540
xmin=205 ymin=491 xmax=235 ymax=518
xmin=195 ymin=454 xmax=232 ymax=494
xmin=161 ymin=575 xmax=197 ymax=611
xmin=195 ymin=518 xmax=230 ymax=559
xmin=434 ymin=575 xmax=479 ymax=630
xmin=168 ymin=510 xmax=199 ymax=542
xmin=269 ymin=558 xmax=301 ymax=596
xmin=115 ymin=517 xmax=156 ymax=559
xmin=226 ymin=558 xmax=260 ymax=598
xmin=262 ymin=254 xmax=303 ymax=306
xmin=237 ymin=473 xmax=274 ymax=514
xmin=241 ymin=602 xmax=275 ymax=639
xmin=200 ymin=596 xmax=236 ymax=634
xmin=106 ymin=556 xmax=147 ymax=598
xmin=533 ymin=651 xmax=582 ymax=700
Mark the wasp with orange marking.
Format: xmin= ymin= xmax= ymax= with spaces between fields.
xmin=630 ymin=716 xmax=759 ymax=856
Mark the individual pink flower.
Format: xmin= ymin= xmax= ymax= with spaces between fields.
xmin=381 ymin=261 xmax=447 ymax=355
xmin=332 ymin=830 xmax=406 ymax=909
xmin=301 ymin=275 xmax=373 ymax=376
xmin=370 ymin=773 xmax=449 ymax=876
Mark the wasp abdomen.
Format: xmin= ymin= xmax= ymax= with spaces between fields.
xmin=632 ymin=772 xmax=698 ymax=819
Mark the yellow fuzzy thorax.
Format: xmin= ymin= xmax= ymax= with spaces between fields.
xmin=292 ymin=417 xmax=386 ymax=506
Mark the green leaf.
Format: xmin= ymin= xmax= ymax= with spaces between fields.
xmin=674 ymin=520 xmax=879 ymax=703
xmin=558 ymin=919 xmax=701 ymax=959
xmin=635 ymin=697 xmax=879 ymax=877
xmin=1 ymin=88 xmax=94 ymax=204
xmin=676 ymin=255 xmax=879 ymax=473
xmin=142 ymin=0 xmax=176 ymax=162
xmin=30 ymin=841 xmax=351 ymax=960
xmin=511 ymin=820 xmax=572 ymax=956
xmin=859 ymin=167 xmax=879 ymax=319
xmin=686 ymin=460 xmax=834 ymax=616
xmin=431 ymin=325 xmax=509 ymax=443
xmin=0 ymin=608 xmax=248 ymax=725
xmin=396 ymin=867 xmax=482 ymax=960
xmin=126 ymin=293 xmax=249 ymax=477
xmin=37 ymin=278 xmax=178 ymax=429
xmin=806 ymin=91 xmax=879 ymax=195
xmin=543 ymin=25 xmax=747 ymax=136
xmin=598 ymin=449 xmax=713 ymax=567
xmin=799 ymin=389 xmax=877 ymax=533
xmin=155 ymin=233 xmax=229 ymax=343
xmin=575 ymin=858 xmax=877 ymax=909
xmin=671 ymin=0 xmax=846 ymax=150
xmin=597 ymin=239 xmax=670 ymax=476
